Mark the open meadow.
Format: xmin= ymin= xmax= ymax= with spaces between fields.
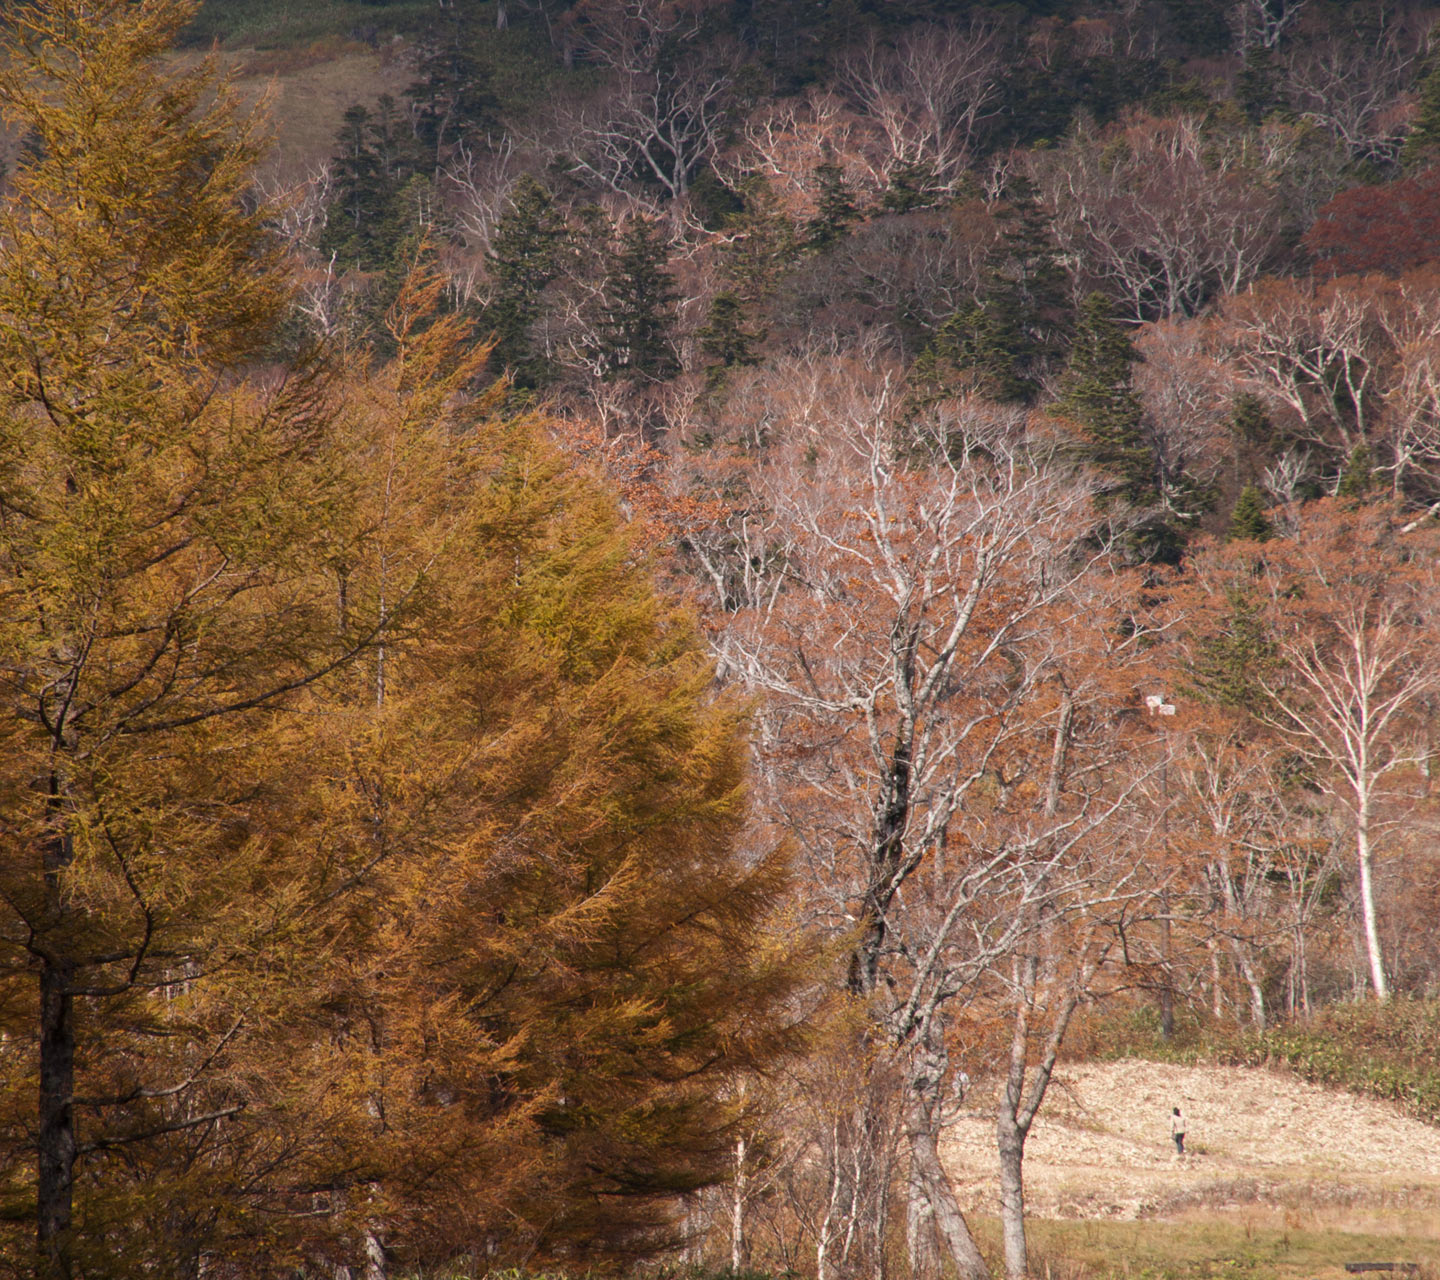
xmin=946 ymin=1062 xmax=1440 ymax=1279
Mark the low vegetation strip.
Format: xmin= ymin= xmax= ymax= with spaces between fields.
xmin=1089 ymin=1000 xmax=1440 ymax=1129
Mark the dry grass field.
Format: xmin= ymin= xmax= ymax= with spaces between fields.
xmin=943 ymin=1061 xmax=1440 ymax=1278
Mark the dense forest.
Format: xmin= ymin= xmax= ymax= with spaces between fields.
xmin=3 ymin=0 xmax=1440 ymax=1277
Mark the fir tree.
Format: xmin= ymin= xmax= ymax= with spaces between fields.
xmin=1227 ymin=485 xmax=1274 ymax=542
xmin=881 ymin=160 xmax=935 ymax=213
xmin=1402 ymin=64 xmax=1440 ymax=169
xmin=406 ymin=12 xmax=500 ymax=175
xmin=322 ymin=103 xmax=400 ymax=270
xmin=920 ymin=288 xmax=1035 ymax=404
xmin=599 ymin=216 xmax=679 ymax=382
xmin=1053 ymin=292 xmax=1154 ymax=505
xmin=922 ymin=179 xmax=1073 ymax=403
xmin=1231 ymin=392 xmax=1275 ymax=448
xmin=806 ymin=151 xmax=857 ymax=249
xmin=698 ymin=290 xmax=764 ymax=385
xmin=1051 ymin=294 xmax=1203 ymax=561
xmin=1336 ymin=443 xmax=1377 ymax=499
xmin=485 ymin=175 xmax=570 ymax=387
xmin=1236 ymin=45 xmax=1283 ymax=123
xmin=997 ymin=177 xmax=1073 ymax=370
xmin=1185 ymin=588 xmax=1277 ymax=710
xmin=320 ymin=95 xmax=425 ymax=275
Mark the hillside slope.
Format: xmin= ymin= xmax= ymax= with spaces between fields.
xmin=942 ymin=1060 xmax=1440 ymax=1224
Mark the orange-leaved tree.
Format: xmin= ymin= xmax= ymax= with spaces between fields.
xmin=295 ymin=273 xmax=803 ymax=1272
xmin=0 ymin=1 xmax=387 ymax=1273
xmin=0 ymin=3 xmax=801 ymax=1276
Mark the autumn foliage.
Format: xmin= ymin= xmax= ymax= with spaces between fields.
xmin=0 ymin=3 xmax=797 ymax=1276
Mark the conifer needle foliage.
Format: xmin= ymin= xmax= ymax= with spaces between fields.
xmin=0 ymin=5 xmax=798 ymax=1277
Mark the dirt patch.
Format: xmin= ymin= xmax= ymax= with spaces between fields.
xmin=941 ymin=1060 xmax=1440 ymax=1221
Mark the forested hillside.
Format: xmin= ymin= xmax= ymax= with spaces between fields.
xmin=3 ymin=0 xmax=1440 ymax=1278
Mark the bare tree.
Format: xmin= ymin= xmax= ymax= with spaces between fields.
xmin=696 ymin=354 xmax=1155 ymax=1280
xmin=1281 ymin=19 xmax=1423 ymax=163
xmin=1230 ymin=0 xmax=1309 ymax=51
xmin=560 ymin=0 xmax=737 ymax=199
xmin=1217 ymin=270 xmax=1440 ymax=507
xmin=840 ymin=22 xmax=1003 ymax=202
xmin=1028 ymin=115 xmax=1297 ymax=320
xmin=1186 ymin=501 xmax=1440 ymax=999
xmin=726 ymin=89 xmax=888 ymax=217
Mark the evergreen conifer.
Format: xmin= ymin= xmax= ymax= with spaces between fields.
xmin=807 ymin=151 xmax=857 ymax=249
xmin=485 ymin=175 xmax=570 ymax=387
xmin=406 ymin=13 xmax=499 ymax=175
xmin=599 ymin=217 xmax=679 ymax=382
xmin=1227 ymin=485 xmax=1274 ymax=542
xmin=1336 ymin=443 xmax=1377 ymax=499
xmin=1053 ymin=293 xmax=1154 ymax=504
xmin=698 ymin=290 xmax=764 ymax=385
xmin=1185 ymin=588 xmax=1278 ymax=710
xmin=322 ymin=103 xmax=402 ymax=270
xmin=1402 ymin=65 xmax=1440 ymax=169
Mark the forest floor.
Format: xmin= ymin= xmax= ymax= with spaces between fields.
xmin=942 ymin=1061 xmax=1440 ymax=1277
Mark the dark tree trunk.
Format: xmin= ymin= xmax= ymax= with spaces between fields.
xmin=37 ymin=956 xmax=75 ymax=1278
xmin=37 ymin=779 xmax=77 ymax=1279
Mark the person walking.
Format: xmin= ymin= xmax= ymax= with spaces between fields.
xmin=1170 ymin=1106 xmax=1186 ymax=1155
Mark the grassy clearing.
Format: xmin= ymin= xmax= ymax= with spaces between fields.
xmin=1076 ymin=999 xmax=1440 ymax=1129
xmin=978 ymin=1212 xmax=1440 ymax=1280
xmin=182 ymin=0 xmax=439 ymax=50
xmin=185 ymin=0 xmax=577 ymax=156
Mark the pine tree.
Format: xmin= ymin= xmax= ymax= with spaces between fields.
xmin=598 ymin=216 xmax=679 ymax=382
xmin=1227 ymin=484 xmax=1274 ymax=542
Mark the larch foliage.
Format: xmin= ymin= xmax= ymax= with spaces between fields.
xmin=0 ymin=5 xmax=800 ymax=1277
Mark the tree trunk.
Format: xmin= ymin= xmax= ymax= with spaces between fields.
xmin=1230 ymin=944 xmax=1266 ymax=1031
xmin=996 ymin=953 xmax=1088 ymax=1280
xmin=995 ymin=1110 xmax=1027 ymax=1280
xmin=37 ymin=956 xmax=75 ymax=1280
xmin=731 ymin=1132 xmax=747 ymax=1271
xmin=903 ymin=1048 xmax=989 ymax=1280
xmin=363 ymin=1228 xmax=386 ymax=1280
xmin=38 ymin=795 xmax=76 ymax=1280
xmin=1158 ymin=898 xmax=1174 ymax=1039
xmin=1355 ymin=801 xmax=1390 ymax=999
xmin=906 ymin=1156 xmax=941 ymax=1280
